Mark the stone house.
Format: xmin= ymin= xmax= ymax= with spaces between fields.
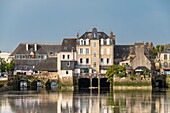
xmin=11 ymin=43 xmax=61 ymax=75
xmin=158 ymin=46 xmax=170 ymax=74
xmin=57 ymin=38 xmax=77 ymax=79
xmin=118 ymin=42 xmax=154 ymax=72
xmin=75 ymin=27 xmax=115 ymax=76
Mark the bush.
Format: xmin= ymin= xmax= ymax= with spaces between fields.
xmin=130 ymin=76 xmax=136 ymax=81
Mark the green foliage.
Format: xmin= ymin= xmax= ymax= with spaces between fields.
xmin=150 ymin=45 xmax=164 ymax=58
xmin=106 ymin=65 xmax=126 ymax=82
xmin=130 ymin=76 xmax=136 ymax=81
xmin=0 ymin=58 xmax=14 ymax=73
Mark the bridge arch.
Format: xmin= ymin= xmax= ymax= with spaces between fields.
xmin=78 ymin=78 xmax=90 ymax=88
xmin=100 ymin=78 xmax=110 ymax=88
xmin=92 ymin=78 xmax=98 ymax=87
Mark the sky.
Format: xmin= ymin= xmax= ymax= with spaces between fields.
xmin=1 ymin=0 xmax=170 ymax=52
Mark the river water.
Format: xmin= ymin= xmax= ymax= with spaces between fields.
xmin=0 ymin=88 xmax=170 ymax=113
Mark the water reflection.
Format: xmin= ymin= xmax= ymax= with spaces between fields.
xmin=0 ymin=89 xmax=170 ymax=113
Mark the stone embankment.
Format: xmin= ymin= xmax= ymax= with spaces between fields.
xmin=112 ymin=75 xmax=152 ymax=90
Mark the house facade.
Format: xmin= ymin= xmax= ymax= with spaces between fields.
xmin=118 ymin=42 xmax=154 ymax=72
xmin=158 ymin=46 xmax=170 ymax=74
xmin=57 ymin=38 xmax=77 ymax=78
xmin=75 ymin=28 xmax=115 ymax=76
xmin=11 ymin=43 xmax=61 ymax=75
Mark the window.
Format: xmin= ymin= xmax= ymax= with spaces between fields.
xmin=80 ymin=58 xmax=83 ymax=64
xmin=93 ymin=62 xmax=96 ymax=67
xmin=93 ymin=42 xmax=96 ymax=47
xmin=86 ymin=48 xmax=89 ymax=54
xmin=50 ymin=51 xmax=53 ymax=55
xmin=67 ymin=55 xmax=70 ymax=59
xmin=66 ymin=62 xmax=70 ymax=67
xmin=80 ymin=39 xmax=84 ymax=45
xmin=22 ymin=55 xmax=26 ymax=59
xmin=106 ymin=38 xmax=110 ymax=45
xmin=100 ymin=38 xmax=104 ymax=45
xmin=86 ymin=39 xmax=89 ymax=45
xmin=93 ymin=52 xmax=96 ymax=57
xmin=107 ymin=58 xmax=109 ymax=64
xmin=63 ymin=55 xmax=65 ymax=59
xmin=101 ymin=49 xmax=104 ymax=55
xmin=38 ymin=55 xmax=41 ymax=59
xmin=64 ymin=47 xmax=67 ymax=50
xmin=101 ymin=58 xmax=103 ymax=64
xmin=164 ymin=54 xmax=167 ymax=60
xmin=66 ymin=71 xmax=68 ymax=74
xmin=107 ymin=48 xmax=110 ymax=55
xmin=80 ymin=48 xmax=83 ymax=54
xmin=44 ymin=55 xmax=47 ymax=59
xmin=164 ymin=62 xmax=168 ymax=67
xmin=86 ymin=58 xmax=89 ymax=64
xmin=15 ymin=55 xmax=20 ymax=59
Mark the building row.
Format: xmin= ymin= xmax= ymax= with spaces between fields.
xmin=9 ymin=28 xmax=170 ymax=78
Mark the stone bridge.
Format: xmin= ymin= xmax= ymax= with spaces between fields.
xmin=74 ymin=73 xmax=110 ymax=89
xmin=8 ymin=72 xmax=59 ymax=89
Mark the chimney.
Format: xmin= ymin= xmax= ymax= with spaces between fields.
xmin=34 ymin=44 xmax=37 ymax=51
xmin=26 ymin=44 xmax=29 ymax=51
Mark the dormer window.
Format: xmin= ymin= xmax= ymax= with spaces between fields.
xmin=106 ymin=38 xmax=110 ymax=45
xmin=30 ymin=52 xmax=35 ymax=58
xmin=80 ymin=39 xmax=84 ymax=45
xmin=86 ymin=39 xmax=89 ymax=45
xmin=100 ymin=38 xmax=104 ymax=45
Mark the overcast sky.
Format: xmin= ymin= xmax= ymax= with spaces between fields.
xmin=1 ymin=0 xmax=170 ymax=52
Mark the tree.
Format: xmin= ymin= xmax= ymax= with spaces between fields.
xmin=0 ymin=58 xmax=14 ymax=73
xmin=106 ymin=65 xmax=126 ymax=83
xmin=150 ymin=45 xmax=164 ymax=58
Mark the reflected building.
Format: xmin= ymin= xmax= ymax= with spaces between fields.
xmin=1 ymin=90 xmax=170 ymax=113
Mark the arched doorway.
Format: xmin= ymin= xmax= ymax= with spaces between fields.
xmin=92 ymin=78 xmax=98 ymax=87
xmin=78 ymin=78 xmax=90 ymax=88
xmin=100 ymin=78 xmax=110 ymax=88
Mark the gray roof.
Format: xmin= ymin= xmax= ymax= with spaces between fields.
xmin=11 ymin=43 xmax=62 ymax=56
xmin=34 ymin=57 xmax=57 ymax=71
xmin=162 ymin=47 xmax=170 ymax=53
xmin=114 ymin=45 xmax=134 ymax=64
xmin=135 ymin=66 xmax=149 ymax=71
xmin=79 ymin=28 xmax=110 ymax=39
xmin=61 ymin=38 xmax=77 ymax=52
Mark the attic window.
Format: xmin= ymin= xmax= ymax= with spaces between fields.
xmin=66 ymin=62 xmax=70 ymax=67
xmin=64 ymin=47 xmax=67 ymax=50
xmin=50 ymin=52 xmax=53 ymax=55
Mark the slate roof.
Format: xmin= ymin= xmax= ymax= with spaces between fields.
xmin=11 ymin=43 xmax=62 ymax=56
xmin=114 ymin=45 xmax=134 ymax=64
xmin=61 ymin=38 xmax=77 ymax=52
xmin=34 ymin=57 xmax=57 ymax=72
xmin=135 ymin=66 xmax=149 ymax=71
xmin=79 ymin=28 xmax=110 ymax=39
xmin=162 ymin=47 xmax=170 ymax=53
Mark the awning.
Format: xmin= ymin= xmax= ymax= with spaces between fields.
xmin=135 ymin=66 xmax=149 ymax=71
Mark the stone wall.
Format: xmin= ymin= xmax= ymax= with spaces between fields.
xmin=131 ymin=45 xmax=151 ymax=70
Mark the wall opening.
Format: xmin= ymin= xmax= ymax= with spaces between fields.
xmin=100 ymin=78 xmax=110 ymax=88
xmin=92 ymin=78 xmax=98 ymax=87
xmin=155 ymin=80 xmax=164 ymax=88
xmin=78 ymin=78 xmax=90 ymax=89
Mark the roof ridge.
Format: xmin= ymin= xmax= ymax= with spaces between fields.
xmin=21 ymin=42 xmax=61 ymax=45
